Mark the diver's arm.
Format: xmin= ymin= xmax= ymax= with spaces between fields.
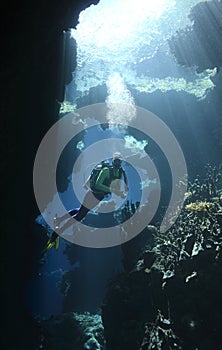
xmin=94 ymin=167 xmax=111 ymax=193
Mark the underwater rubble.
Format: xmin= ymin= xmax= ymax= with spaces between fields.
xmin=36 ymin=312 xmax=104 ymax=350
xmin=102 ymin=164 xmax=222 ymax=350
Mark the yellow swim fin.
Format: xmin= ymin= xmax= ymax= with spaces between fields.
xmin=41 ymin=234 xmax=60 ymax=255
xmin=54 ymin=236 xmax=59 ymax=250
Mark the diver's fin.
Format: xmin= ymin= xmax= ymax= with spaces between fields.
xmin=55 ymin=236 xmax=59 ymax=250
xmin=41 ymin=240 xmax=54 ymax=255
xmin=41 ymin=233 xmax=60 ymax=255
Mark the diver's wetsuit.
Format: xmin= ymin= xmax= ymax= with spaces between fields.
xmin=69 ymin=190 xmax=107 ymax=222
xmin=56 ymin=164 xmax=127 ymax=232
xmin=64 ymin=166 xmax=114 ymax=223
xmin=69 ymin=166 xmax=126 ymax=220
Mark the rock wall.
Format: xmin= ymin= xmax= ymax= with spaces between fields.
xmin=102 ymin=167 xmax=222 ymax=350
xmin=1 ymin=1 xmax=98 ymax=349
xmin=168 ymin=0 xmax=222 ymax=73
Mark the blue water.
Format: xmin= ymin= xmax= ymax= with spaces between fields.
xmin=28 ymin=0 xmax=222 ymax=320
xmin=25 ymin=239 xmax=80 ymax=318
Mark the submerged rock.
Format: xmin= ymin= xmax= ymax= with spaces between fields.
xmin=168 ymin=1 xmax=222 ymax=73
xmin=37 ymin=312 xmax=104 ymax=350
xmin=102 ymin=165 xmax=222 ymax=349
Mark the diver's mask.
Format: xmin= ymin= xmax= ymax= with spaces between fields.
xmin=113 ymin=158 xmax=122 ymax=168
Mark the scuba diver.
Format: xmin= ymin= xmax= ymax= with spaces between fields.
xmin=46 ymin=152 xmax=128 ymax=246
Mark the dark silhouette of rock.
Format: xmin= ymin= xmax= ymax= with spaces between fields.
xmin=1 ymin=1 xmax=98 ymax=349
xmin=168 ymin=0 xmax=222 ymax=73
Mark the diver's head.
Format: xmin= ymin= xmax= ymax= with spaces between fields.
xmin=112 ymin=152 xmax=122 ymax=168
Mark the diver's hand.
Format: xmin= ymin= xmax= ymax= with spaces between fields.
xmin=115 ymin=190 xmax=127 ymax=198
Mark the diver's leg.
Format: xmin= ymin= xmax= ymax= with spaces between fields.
xmin=59 ymin=191 xmax=105 ymax=233
xmin=54 ymin=209 xmax=79 ymax=228
xmin=73 ymin=190 xmax=107 ymax=220
xmin=74 ymin=190 xmax=104 ymax=221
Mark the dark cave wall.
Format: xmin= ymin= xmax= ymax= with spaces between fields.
xmin=1 ymin=1 xmax=98 ymax=349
